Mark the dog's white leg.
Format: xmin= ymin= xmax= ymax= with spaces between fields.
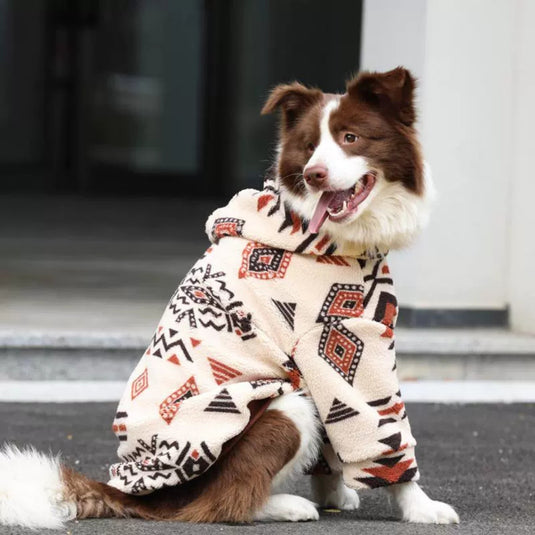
xmin=254 ymin=494 xmax=319 ymax=522
xmin=268 ymin=392 xmax=321 ymax=490
xmin=386 ymin=481 xmax=459 ymax=524
xmin=311 ymin=472 xmax=359 ymax=511
xmin=254 ymin=392 xmax=321 ymax=522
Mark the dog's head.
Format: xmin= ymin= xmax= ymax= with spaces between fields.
xmin=262 ymin=67 xmax=433 ymax=250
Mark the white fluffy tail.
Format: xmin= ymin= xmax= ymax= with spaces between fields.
xmin=0 ymin=444 xmax=76 ymax=529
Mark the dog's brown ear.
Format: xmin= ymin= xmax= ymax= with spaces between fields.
xmin=261 ymin=82 xmax=322 ymax=128
xmin=347 ymin=67 xmax=416 ymax=126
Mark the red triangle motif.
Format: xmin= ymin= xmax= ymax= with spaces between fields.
xmin=257 ymin=194 xmax=274 ymax=211
xmin=362 ymin=458 xmax=414 ymax=483
xmin=167 ymin=354 xmax=180 ymax=365
xmin=190 ymin=338 xmax=201 ymax=347
xmin=207 ymin=357 xmax=242 ymax=385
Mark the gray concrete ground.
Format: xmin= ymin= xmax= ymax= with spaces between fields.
xmin=1 ymin=402 xmax=534 ymax=535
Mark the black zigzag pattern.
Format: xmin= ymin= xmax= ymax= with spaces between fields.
xmin=167 ymin=262 xmax=256 ymax=342
xmin=151 ymin=334 xmax=193 ymax=362
xmin=215 ymin=279 xmax=235 ymax=299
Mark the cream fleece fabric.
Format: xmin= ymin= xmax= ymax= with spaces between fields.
xmin=108 ymin=184 xmax=419 ymax=494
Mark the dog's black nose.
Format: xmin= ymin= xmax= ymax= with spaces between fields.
xmin=304 ymin=165 xmax=328 ymax=188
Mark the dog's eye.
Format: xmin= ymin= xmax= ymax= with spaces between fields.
xmin=306 ymin=143 xmax=315 ymax=153
xmin=344 ymin=133 xmax=358 ymax=144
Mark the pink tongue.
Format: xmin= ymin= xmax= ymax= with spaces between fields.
xmin=309 ymin=191 xmax=336 ymax=234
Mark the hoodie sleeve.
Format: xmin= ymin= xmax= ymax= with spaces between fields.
xmin=292 ymin=316 xmax=419 ymax=490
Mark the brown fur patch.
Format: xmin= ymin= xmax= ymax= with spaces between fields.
xmin=277 ymin=100 xmax=323 ymax=196
xmin=61 ymin=466 xmax=138 ymax=519
xmin=61 ymin=408 xmax=301 ymax=523
xmin=262 ymin=68 xmax=424 ymax=197
xmin=262 ymin=83 xmax=324 ymax=196
xmin=336 ymin=67 xmax=423 ymax=194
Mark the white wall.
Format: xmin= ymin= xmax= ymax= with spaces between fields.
xmin=508 ymin=0 xmax=535 ymax=334
xmin=360 ymin=0 xmax=428 ymax=82
xmin=361 ymin=0 xmax=533 ymax=331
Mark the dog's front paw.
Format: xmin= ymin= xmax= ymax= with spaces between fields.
xmin=254 ymin=494 xmax=319 ymax=522
xmin=311 ymin=474 xmax=360 ymax=511
xmin=402 ymin=498 xmax=459 ymax=524
xmin=325 ymin=484 xmax=360 ymax=511
xmin=389 ymin=482 xmax=459 ymax=524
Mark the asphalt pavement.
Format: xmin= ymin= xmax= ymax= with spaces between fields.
xmin=1 ymin=402 xmax=534 ymax=535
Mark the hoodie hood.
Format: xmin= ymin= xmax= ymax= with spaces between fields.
xmin=206 ymin=183 xmax=387 ymax=259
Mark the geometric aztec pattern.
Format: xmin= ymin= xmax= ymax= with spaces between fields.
xmin=131 ymin=368 xmax=149 ymax=401
xmin=167 ymin=262 xmax=256 ymax=342
xmin=146 ymin=328 xmax=195 ymax=362
xmin=354 ymin=429 xmax=417 ymax=489
xmin=362 ymin=260 xmax=398 ymax=339
xmin=318 ymin=322 xmax=364 ymax=385
xmin=379 ymin=432 xmax=404 ymax=452
xmin=355 ymin=456 xmax=417 ymax=488
xmin=272 ymin=299 xmax=297 ymax=330
xmin=325 ymin=398 xmax=360 ymax=424
xmin=207 ymin=357 xmax=242 ymax=385
xmin=182 ymin=442 xmax=217 ymax=479
xmin=210 ymin=217 xmax=245 ymax=240
xmin=159 ymin=376 xmax=200 ymax=425
xmin=367 ymin=393 xmax=407 ymax=428
xmin=204 ymin=388 xmax=241 ymax=414
xmin=316 ymin=255 xmax=351 ymax=266
xmin=352 ymin=389 xmax=417 ymax=492
xmin=316 ymin=283 xmax=364 ymax=322
xmin=112 ymin=411 xmax=128 ymax=442
xmin=110 ymin=433 xmax=216 ymax=493
xmin=374 ymin=291 xmax=398 ymax=339
xmin=238 ymin=241 xmax=292 ymax=280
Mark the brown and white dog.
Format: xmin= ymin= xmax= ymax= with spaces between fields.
xmin=0 ymin=67 xmax=458 ymax=528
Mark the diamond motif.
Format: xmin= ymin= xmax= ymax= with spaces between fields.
xmin=131 ymin=368 xmax=149 ymax=400
xmin=238 ymin=241 xmax=292 ymax=280
xmin=316 ymin=283 xmax=365 ymax=323
xmin=318 ymin=323 xmax=364 ymax=385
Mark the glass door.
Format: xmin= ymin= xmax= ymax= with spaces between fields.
xmin=0 ymin=0 xmax=48 ymax=191
xmin=86 ymin=0 xmax=205 ymax=194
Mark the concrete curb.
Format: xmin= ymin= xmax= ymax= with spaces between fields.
xmin=1 ymin=328 xmax=534 ymax=382
xmin=1 ymin=327 xmax=534 ymax=354
xmin=2 ymin=380 xmax=534 ymax=403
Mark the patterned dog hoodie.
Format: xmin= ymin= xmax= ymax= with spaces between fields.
xmin=108 ymin=184 xmax=419 ymax=494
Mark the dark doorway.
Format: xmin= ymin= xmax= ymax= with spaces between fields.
xmin=0 ymin=0 xmax=362 ymax=197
